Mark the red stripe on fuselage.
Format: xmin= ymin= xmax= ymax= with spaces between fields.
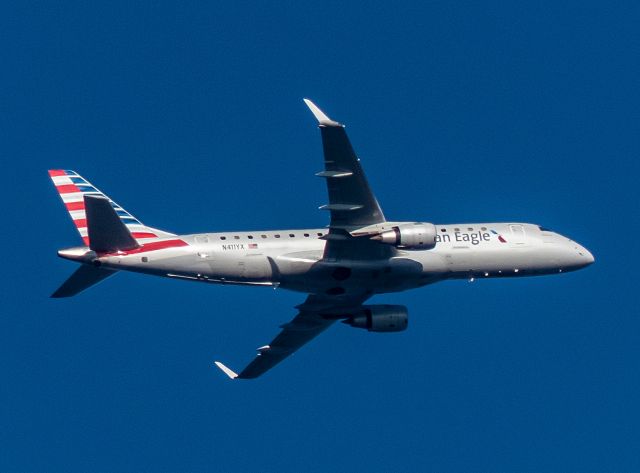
xmin=98 ymin=239 xmax=188 ymax=257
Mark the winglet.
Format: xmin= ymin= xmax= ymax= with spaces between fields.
xmin=214 ymin=361 xmax=238 ymax=379
xmin=303 ymin=98 xmax=342 ymax=127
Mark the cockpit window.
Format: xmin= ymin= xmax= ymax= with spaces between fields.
xmin=539 ymin=226 xmax=553 ymax=232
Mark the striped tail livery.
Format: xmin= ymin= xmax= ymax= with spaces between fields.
xmin=48 ymin=170 xmax=176 ymax=297
xmin=48 ymin=170 xmax=173 ymax=246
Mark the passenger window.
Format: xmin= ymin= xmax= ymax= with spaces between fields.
xmin=234 ymin=235 xmax=240 ymax=240
xmin=304 ymin=233 xmax=309 ymax=237
xmin=248 ymin=235 xmax=253 ymax=239
xmin=317 ymin=232 xmax=323 ymax=236
xmin=220 ymin=236 xmax=226 ymax=240
xmin=289 ymin=234 xmax=295 ymax=238
xmin=261 ymin=235 xmax=267 ymax=239
xmin=275 ymin=234 xmax=281 ymax=238
xmin=454 ymin=228 xmax=460 ymax=232
xmin=440 ymin=228 xmax=447 ymax=232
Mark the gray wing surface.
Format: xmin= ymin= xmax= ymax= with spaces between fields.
xmin=304 ymin=99 xmax=394 ymax=261
xmin=305 ymin=99 xmax=385 ymax=229
xmin=223 ymin=311 xmax=335 ymax=379
xmin=214 ymin=294 xmax=370 ymax=379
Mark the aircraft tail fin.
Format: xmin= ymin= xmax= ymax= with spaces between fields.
xmin=51 ymin=264 xmax=118 ymax=298
xmin=48 ymin=169 xmax=175 ymax=246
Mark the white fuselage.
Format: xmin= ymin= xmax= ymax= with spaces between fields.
xmin=61 ymin=222 xmax=594 ymax=298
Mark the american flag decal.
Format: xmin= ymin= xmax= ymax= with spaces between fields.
xmin=248 ymin=243 xmax=258 ymax=249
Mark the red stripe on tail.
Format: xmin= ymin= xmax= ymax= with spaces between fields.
xmin=65 ymin=201 xmax=85 ymax=211
xmin=56 ymin=184 xmax=81 ymax=194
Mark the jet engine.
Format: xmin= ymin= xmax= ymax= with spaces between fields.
xmin=343 ymin=305 xmax=408 ymax=332
xmin=371 ymin=222 xmax=437 ymax=249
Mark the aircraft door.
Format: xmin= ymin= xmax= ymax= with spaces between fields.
xmin=195 ymin=235 xmax=211 ymax=259
xmin=509 ymin=225 xmax=526 ymax=245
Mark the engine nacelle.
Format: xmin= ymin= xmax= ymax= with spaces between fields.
xmin=373 ymin=222 xmax=437 ymax=249
xmin=344 ymin=305 xmax=408 ymax=332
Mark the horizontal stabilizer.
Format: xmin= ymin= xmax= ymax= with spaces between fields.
xmin=51 ymin=264 xmax=117 ymax=298
xmin=85 ymin=195 xmax=139 ymax=253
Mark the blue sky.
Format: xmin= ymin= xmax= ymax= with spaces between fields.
xmin=2 ymin=1 xmax=639 ymax=471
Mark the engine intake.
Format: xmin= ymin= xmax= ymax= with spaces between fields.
xmin=372 ymin=222 xmax=437 ymax=249
xmin=344 ymin=304 xmax=408 ymax=332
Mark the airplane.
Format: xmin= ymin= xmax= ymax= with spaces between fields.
xmin=48 ymin=99 xmax=594 ymax=380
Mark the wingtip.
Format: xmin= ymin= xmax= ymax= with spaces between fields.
xmin=214 ymin=361 xmax=238 ymax=379
xmin=303 ymin=98 xmax=341 ymax=127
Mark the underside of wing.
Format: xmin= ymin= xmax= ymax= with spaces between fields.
xmin=214 ymin=294 xmax=371 ymax=379
xmin=216 ymin=311 xmax=334 ymax=379
xmin=305 ymin=99 xmax=385 ymax=229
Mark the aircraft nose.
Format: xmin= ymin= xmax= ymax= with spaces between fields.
xmin=554 ymin=234 xmax=594 ymax=271
xmin=571 ymin=242 xmax=594 ymax=268
xmin=581 ymin=246 xmax=595 ymax=265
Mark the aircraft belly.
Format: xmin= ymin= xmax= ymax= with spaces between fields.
xmin=276 ymin=256 xmax=426 ymax=296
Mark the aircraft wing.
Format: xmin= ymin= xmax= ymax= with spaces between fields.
xmin=214 ymin=101 xmax=387 ymax=379
xmin=304 ymin=99 xmax=395 ymax=261
xmin=304 ymin=99 xmax=385 ymax=229
xmin=214 ymin=294 xmax=369 ymax=379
